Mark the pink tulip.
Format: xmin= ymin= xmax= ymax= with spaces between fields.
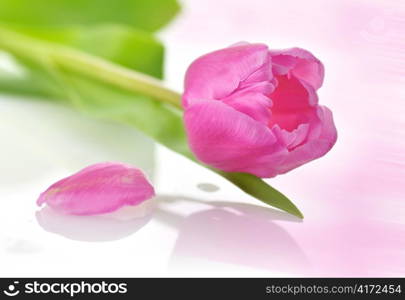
xmin=182 ymin=43 xmax=337 ymax=178
xmin=37 ymin=162 xmax=155 ymax=215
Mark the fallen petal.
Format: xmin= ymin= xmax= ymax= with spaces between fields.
xmin=37 ymin=162 xmax=155 ymax=216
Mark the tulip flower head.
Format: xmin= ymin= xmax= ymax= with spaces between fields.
xmin=182 ymin=43 xmax=337 ymax=178
xmin=37 ymin=162 xmax=155 ymax=215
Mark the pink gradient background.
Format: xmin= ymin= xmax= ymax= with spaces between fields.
xmin=159 ymin=0 xmax=405 ymax=276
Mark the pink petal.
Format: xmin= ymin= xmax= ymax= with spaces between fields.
xmin=184 ymin=100 xmax=288 ymax=177
xmin=37 ymin=162 xmax=155 ymax=216
xmin=270 ymin=47 xmax=324 ymax=90
xmin=182 ymin=43 xmax=270 ymax=108
xmin=273 ymin=106 xmax=337 ymax=174
xmin=272 ymin=123 xmax=310 ymax=150
xmin=222 ymin=86 xmax=273 ymax=125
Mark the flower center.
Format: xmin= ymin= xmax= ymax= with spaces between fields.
xmin=268 ymin=74 xmax=312 ymax=132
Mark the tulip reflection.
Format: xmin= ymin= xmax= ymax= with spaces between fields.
xmin=155 ymin=196 xmax=308 ymax=274
xmin=36 ymin=199 xmax=155 ymax=242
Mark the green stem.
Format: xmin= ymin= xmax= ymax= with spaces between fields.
xmin=0 ymin=26 xmax=182 ymax=108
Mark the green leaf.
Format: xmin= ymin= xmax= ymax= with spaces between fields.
xmin=56 ymin=68 xmax=191 ymax=157
xmin=0 ymin=27 xmax=304 ymax=218
xmin=0 ymin=0 xmax=180 ymax=32
xmin=218 ymin=172 xmax=304 ymax=218
xmin=0 ymin=69 xmax=55 ymax=98
xmin=0 ymin=25 xmax=165 ymax=98
xmin=7 ymin=25 xmax=165 ymax=77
